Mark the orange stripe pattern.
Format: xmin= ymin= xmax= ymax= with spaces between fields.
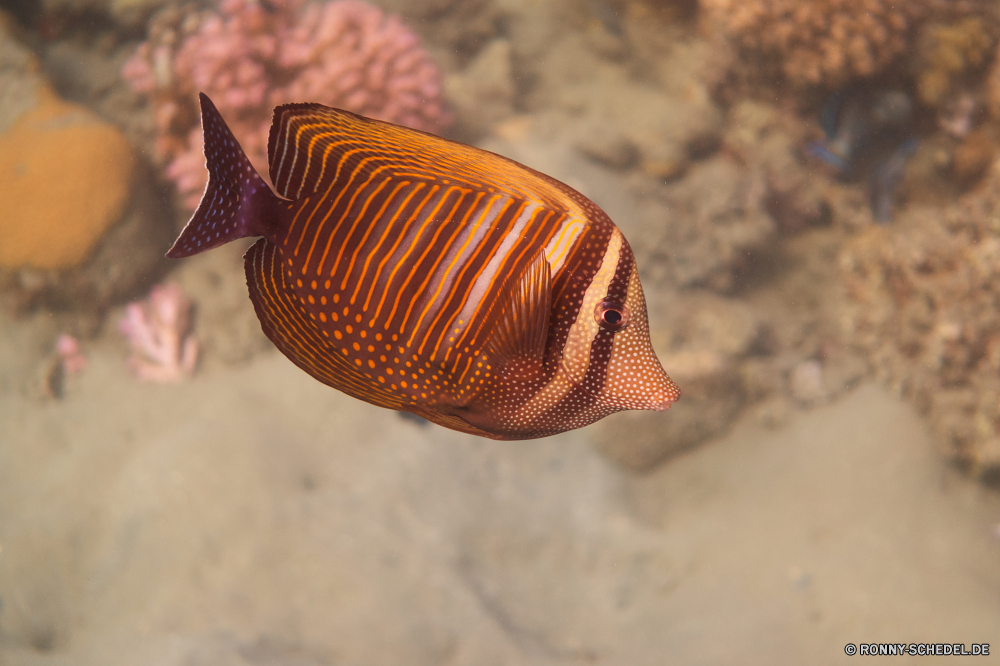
xmin=177 ymin=96 xmax=679 ymax=439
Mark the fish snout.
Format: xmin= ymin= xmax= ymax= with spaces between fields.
xmin=648 ymin=379 xmax=680 ymax=411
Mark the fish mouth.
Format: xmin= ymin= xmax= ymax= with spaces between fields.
xmin=649 ymin=392 xmax=680 ymax=411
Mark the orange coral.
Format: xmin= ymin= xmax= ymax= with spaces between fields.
xmin=0 ymin=85 xmax=134 ymax=270
xmin=701 ymin=0 xmax=930 ymax=87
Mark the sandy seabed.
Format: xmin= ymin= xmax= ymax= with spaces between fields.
xmin=1 ymin=309 xmax=998 ymax=665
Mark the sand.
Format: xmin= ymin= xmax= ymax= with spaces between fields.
xmin=1 ymin=314 xmax=998 ymax=664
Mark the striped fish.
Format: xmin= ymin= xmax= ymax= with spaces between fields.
xmin=167 ymin=93 xmax=679 ymax=440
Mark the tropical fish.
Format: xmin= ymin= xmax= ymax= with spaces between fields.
xmin=167 ymin=93 xmax=679 ymax=440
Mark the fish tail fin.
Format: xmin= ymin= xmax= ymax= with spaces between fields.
xmin=166 ymin=93 xmax=283 ymax=259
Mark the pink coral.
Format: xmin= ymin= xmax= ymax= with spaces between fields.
xmin=123 ymin=0 xmax=450 ymax=209
xmin=55 ymin=334 xmax=87 ymax=375
xmin=119 ymin=283 xmax=198 ymax=382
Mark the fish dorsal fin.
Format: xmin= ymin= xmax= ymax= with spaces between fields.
xmin=266 ymin=103 xmax=575 ymax=209
xmin=486 ymin=249 xmax=552 ymax=371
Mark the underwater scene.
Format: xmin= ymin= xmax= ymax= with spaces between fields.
xmin=2 ymin=0 xmax=1000 ymax=662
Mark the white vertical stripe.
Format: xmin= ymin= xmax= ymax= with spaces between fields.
xmin=453 ymin=200 xmax=540 ymax=326
xmin=544 ymin=216 xmax=586 ymax=274
xmin=513 ymin=228 xmax=622 ymax=423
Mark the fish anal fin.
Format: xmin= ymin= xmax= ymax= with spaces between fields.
xmin=485 ymin=248 xmax=552 ymax=374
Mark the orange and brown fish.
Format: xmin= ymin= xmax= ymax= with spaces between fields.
xmin=167 ymin=93 xmax=679 ymax=439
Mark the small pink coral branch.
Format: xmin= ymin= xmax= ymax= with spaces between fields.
xmin=119 ymin=283 xmax=198 ymax=382
xmin=55 ymin=334 xmax=88 ymax=375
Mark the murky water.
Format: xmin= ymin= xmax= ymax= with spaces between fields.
xmin=1 ymin=1 xmax=999 ymax=663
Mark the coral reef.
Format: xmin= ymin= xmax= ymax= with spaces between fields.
xmin=1 ymin=15 xmax=133 ymax=271
xmin=722 ymin=100 xmax=828 ymax=232
xmin=938 ymin=92 xmax=977 ymax=137
xmin=701 ymin=0 xmax=984 ymax=89
xmin=841 ymin=169 xmax=1000 ymax=477
xmin=914 ymin=17 xmax=993 ymax=108
xmin=0 ymin=86 xmax=134 ymax=270
xmin=984 ymin=41 xmax=1000 ymax=121
xmin=119 ymin=283 xmax=198 ymax=382
xmin=122 ymin=0 xmax=450 ymax=209
xmin=700 ymin=0 xmax=921 ymax=87
xmin=951 ymin=128 xmax=997 ymax=186
xmin=642 ymin=155 xmax=776 ymax=291
xmin=0 ymin=13 xmax=172 ymax=311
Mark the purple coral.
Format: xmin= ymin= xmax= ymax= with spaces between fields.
xmin=119 ymin=283 xmax=198 ymax=383
xmin=123 ymin=0 xmax=450 ymax=209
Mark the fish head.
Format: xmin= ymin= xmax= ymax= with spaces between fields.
xmin=595 ymin=260 xmax=679 ymax=412
xmin=556 ymin=233 xmax=679 ymax=414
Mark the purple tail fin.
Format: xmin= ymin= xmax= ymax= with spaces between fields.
xmin=166 ymin=93 xmax=282 ymax=259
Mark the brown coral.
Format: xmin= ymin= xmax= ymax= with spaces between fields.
xmin=915 ymin=17 xmax=993 ymax=107
xmin=985 ymin=41 xmax=1000 ymax=120
xmin=841 ymin=170 xmax=1000 ymax=477
xmin=701 ymin=0 xmax=960 ymax=88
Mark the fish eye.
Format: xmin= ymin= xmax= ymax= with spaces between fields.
xmin=595 ymin=301 xmax=630 ymax=332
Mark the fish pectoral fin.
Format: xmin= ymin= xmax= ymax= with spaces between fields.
xmin=484 ymin=247 xmax=552 ymax=371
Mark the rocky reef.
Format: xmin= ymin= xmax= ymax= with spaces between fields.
xmin=701 ymin=0 xmax=990 ymax=91
xmin=842 ymin=168 xmax=1000 ymax=479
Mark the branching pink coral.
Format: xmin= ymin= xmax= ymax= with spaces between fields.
xmin=123 ymin=0 xmax=450 ymax=209
xmin=119 ymin=283 xmax=198 ymax=382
